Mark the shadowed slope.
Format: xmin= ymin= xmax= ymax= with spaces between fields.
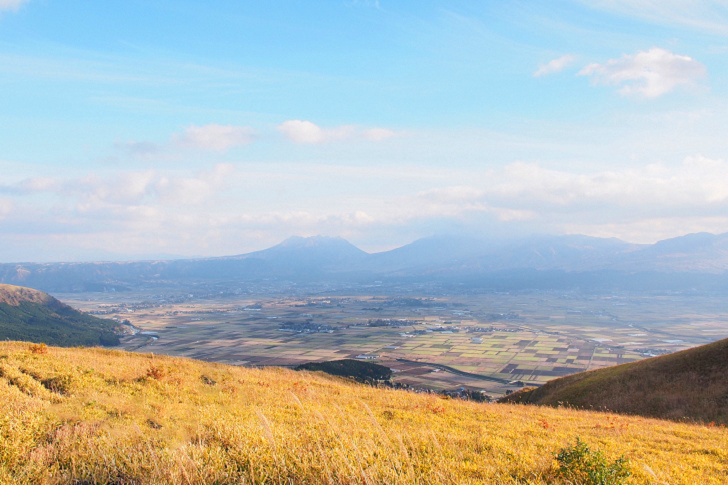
xmin=500 ymin=337 xmax=728 ymax=424
xmin=0 ymin=284 xmax=121 ymax=347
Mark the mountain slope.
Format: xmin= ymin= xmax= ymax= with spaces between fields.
xmin=500 ymin=336 xmax=728 ymax=423
xmin=614 ymin=232 xmax=728 ymax=273
xmin=368 ymin=235 xmax=490 ymax=272
xmin=0 ymin=342 xmax=725 ymax=484
xmin=0 ymin=284 xmax=122 ymax=347
xmin=228 ymin=235 xmax=369 ymax=272
xmin=479 ymin=234 xmax=639 ymax=271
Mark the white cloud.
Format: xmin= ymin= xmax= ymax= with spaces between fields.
xmin=278 ymin=120 xmax=326 ymax=144
xmin=369 ymin=155 xmax=728 ymax=238
xmin=419 ymin=186 xmax=486 ymax=203
xmin=363 ymin=127 xmax=396 ymax=141
xmin=534 ymin=55 xmax=577 ymax=77
xmin=456 ymin=156 xmax=728 ymax=216
xmin=111 ymin=125 xmax=256 ymax=160
xmin=155 ymin=163 xmax=234 ymax=205
xmin=277 ymin=120 xmax=353 ymax=144
xmin=277 ymin=120 xmax=396 ymax=144
xmin=407 ymin=187 xmax=537 ymax=222
xmin=15 ymin=177 xmax=58 ymax=193
xmin=0 ymin=198 xmax=12 ymax=218
xmin=3 ymin=164 xmax=234 ymax=211
xmin=579 ymin=48 xmax=706 ymax=98
xmin=0 ymin=0 xmax=28 ymax=11
xmin=173 ymin=124 xmax=257 ymax=152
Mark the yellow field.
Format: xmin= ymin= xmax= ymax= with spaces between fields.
xmin=1 ymin=342 xmax=726 ymax=484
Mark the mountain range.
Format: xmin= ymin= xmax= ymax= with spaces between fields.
xmin=1 ymin=232 xmax=728 ymax=292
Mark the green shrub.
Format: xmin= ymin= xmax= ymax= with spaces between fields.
xmin=554 ymin=438 xmax=631 ymax=485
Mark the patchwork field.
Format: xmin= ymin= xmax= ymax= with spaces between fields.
xmin=60 ymin=290 xmax=728 ymax=396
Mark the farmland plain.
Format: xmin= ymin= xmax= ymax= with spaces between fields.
xmin=60 ymin=289 xmax=728 ymax=397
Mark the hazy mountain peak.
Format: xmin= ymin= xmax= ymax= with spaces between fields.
xmin=651 ymin=232 xmax=721 ymax=252
xmin=278 ymin=235 xmax=353 ymax=248
xmin=272 ymin=235 xmax=367 ymax=254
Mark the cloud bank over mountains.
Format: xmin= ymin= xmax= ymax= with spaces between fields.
xmin=2 ymin=154 xmax=727 ymax=261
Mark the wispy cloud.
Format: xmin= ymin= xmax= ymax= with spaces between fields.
xmin=534 ymin=55 xmax=577 ymax=77
xmin=111 ymin=124 xmax=257 ymax=161
xmin=579 ymin=0 xmax=728 ymax=36
xmin=278 ymin=120 xmax=397 ymax=144
xmin=362 ymin=127 xmax=396 ymax=141
xmin=0 ymin=0 xmax=28 ymax=11
xmin=114 ymin=140 xmax=162 ymax=159
xmin=579 ymin=48 xmax=707 ymax=98
xmin=172 ymin=124 xmax=257 ymax=152
xmin=2 ymin=163 xmax=234 ymax=208
xmin=0 ymin=198 xmax=12 ymax=219
xmin=277 ymin=120 xmax=354 ymax=144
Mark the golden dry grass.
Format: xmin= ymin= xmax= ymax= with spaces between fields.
xmin=0 ymin=284 xmax=52 ymax=306
xmin=0 ymin=341 xmax=726 ymax=484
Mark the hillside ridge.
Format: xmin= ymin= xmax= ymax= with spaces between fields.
xmin=0 ymin=283 xmax=54 ymax=306
xmin=0 ymin=284 xmax=122 ymax=347
xmin=499 ymin=336 xmax=728 ymax=424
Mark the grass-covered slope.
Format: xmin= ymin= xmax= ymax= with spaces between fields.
xmin=500 ymin=337 xmax=728 ymax=424
xmin=1 ymin=342 xmax=726 ymax=484
xmin=0 ymin=284 xmax=121 ymax=347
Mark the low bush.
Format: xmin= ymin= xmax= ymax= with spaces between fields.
xmin=554 ymin=437 xmax=631 ymax=485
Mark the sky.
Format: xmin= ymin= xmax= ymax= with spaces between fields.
xmin=1 ymin=0 xmax=728 ymax=262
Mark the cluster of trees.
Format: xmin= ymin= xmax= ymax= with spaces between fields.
xmin=296 ymin=359 xmax=392 ymax=384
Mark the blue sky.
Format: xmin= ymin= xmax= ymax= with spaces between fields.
xmin=1 ymin=0 xmax=728 ymax=261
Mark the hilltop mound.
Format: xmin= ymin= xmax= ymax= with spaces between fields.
xmin=500 ymin=337 xmax=728 ymax=424
xmin=0 ymin=284 xmax=122 ymax=347
xmin=0 ymin=284 xmax=55 ymax=306
xmin=295 ymin=359 xmax=392 ymax=382
xmin=1 ymin=342 xmax=725 ymax=484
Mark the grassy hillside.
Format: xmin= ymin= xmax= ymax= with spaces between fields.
xmin=1 ymin=342 xmax=726 ymax=484
xmin=500 ymin=337 xmax=728 ymax=424
xmin=0 ymin=284 xmax=121 ymax=347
